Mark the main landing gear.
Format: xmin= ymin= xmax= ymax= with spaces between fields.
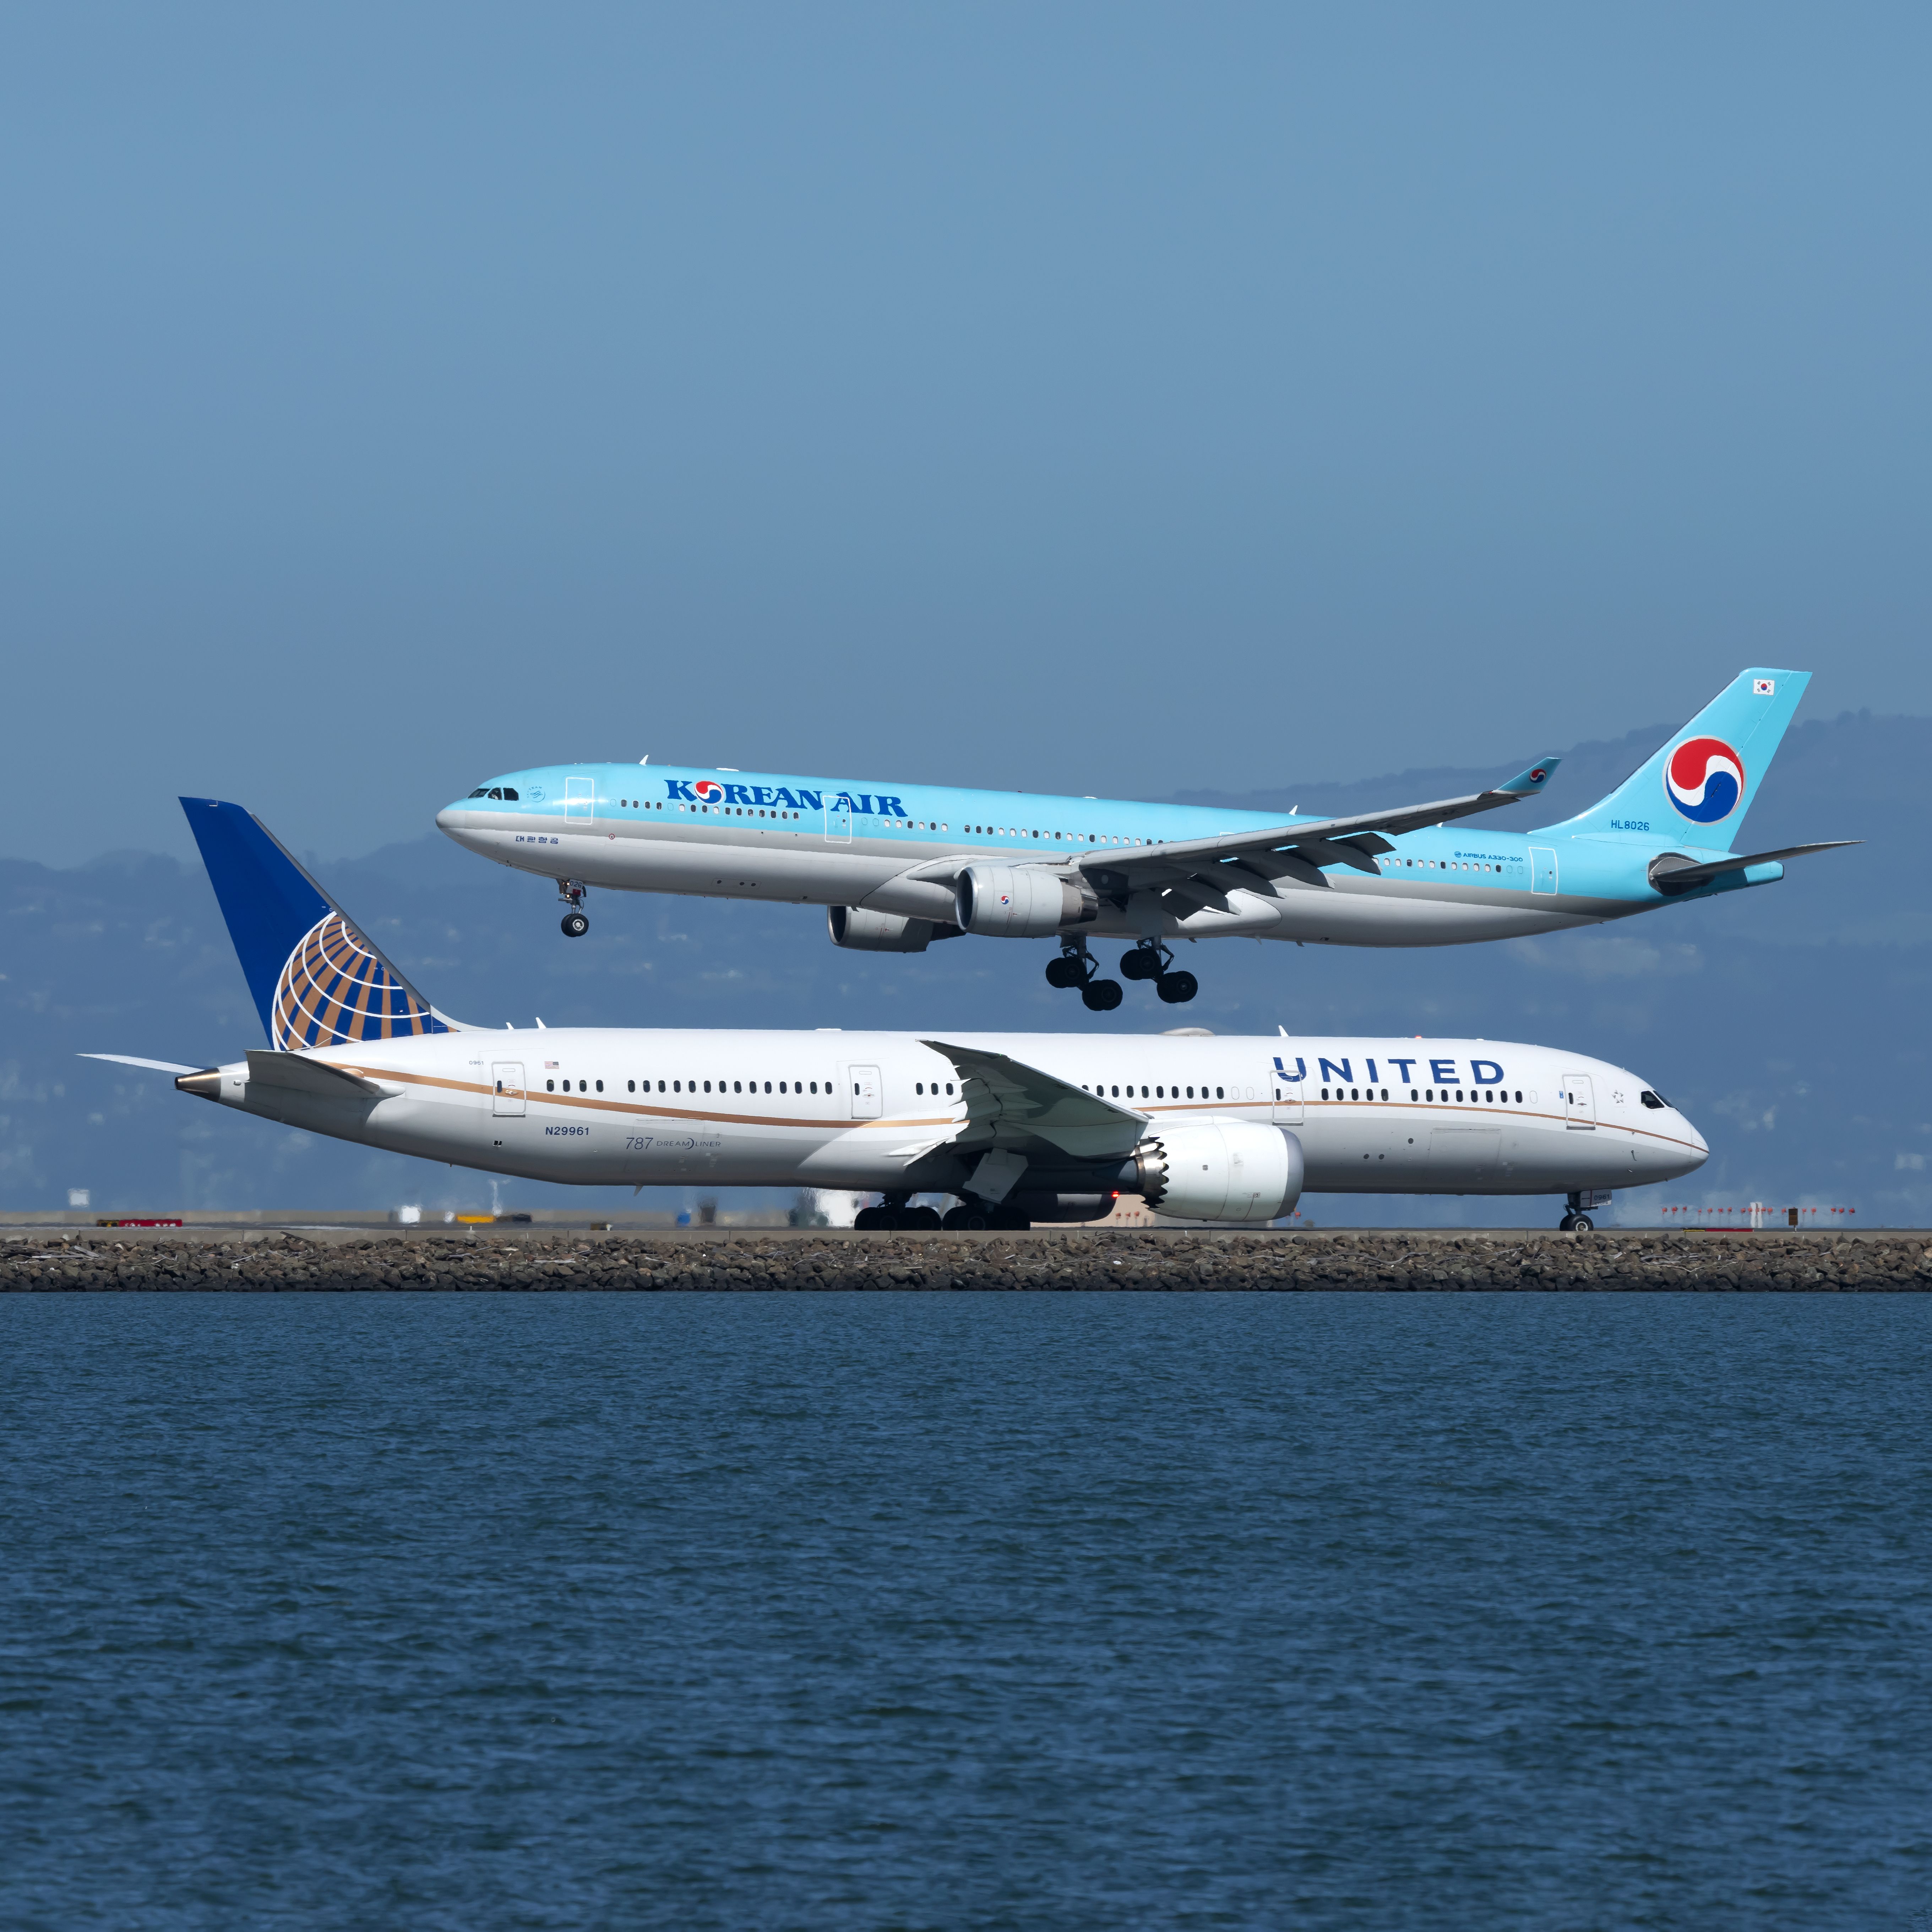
xmin=1044 ymin=941 xmax=1124 ymax=1012
xmin=1119 ymin=941 xmax=1198 ymax=1005
xmin=557 ymin=878 xmax=589 ymax=938
xmin=853 ymin=1192 xmax=947 ymax=1231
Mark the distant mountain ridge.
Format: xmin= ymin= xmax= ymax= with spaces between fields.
xmin=3 ymin=709 xmax=1924 ymax=1224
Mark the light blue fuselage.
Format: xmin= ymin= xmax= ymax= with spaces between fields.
xmin=436 ymin=761 xmax=1780 ymax=949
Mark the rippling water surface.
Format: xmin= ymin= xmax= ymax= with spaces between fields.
xmin=3 ymin=1293 xmax=1928 ymax=1930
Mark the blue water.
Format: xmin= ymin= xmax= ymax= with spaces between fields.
xmin=3 ymin=1294 xmax=1927 ymax=1930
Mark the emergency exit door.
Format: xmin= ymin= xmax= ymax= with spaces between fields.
xmin=1269 ymin=1060 xmax=1304 ymax=1124
xmin=847 ymin=1065 xmax=882 ymax=1118
xmin=491 ymin=1063 xmax=527 ymax=1117
xmin=1531 ymin=846 xmax=1558 ymax=894
xmin=1561 ymin=1074 xmax=1595 ymax=1128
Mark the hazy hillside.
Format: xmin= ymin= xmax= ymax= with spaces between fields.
xmin=4 ymin=709 xmax=1924 ymax=1225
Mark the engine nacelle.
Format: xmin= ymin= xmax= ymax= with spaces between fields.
xmin=827 ymin=907 xmax=959 ymax=952
xmin=1119 ymin=1122 xmax=1303 ymax=1223
xmin=953 ymin=865 xmax=1099 ymax=938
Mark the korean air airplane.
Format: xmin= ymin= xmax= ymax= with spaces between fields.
xmin=436 ymin=668 xmax=1853 ymax=1011
xmin=84 ymin=800 xmax=1709 ymax=1232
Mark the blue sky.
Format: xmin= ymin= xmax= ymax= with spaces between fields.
xmin=3 ymin=3 xmax=1926 ymax=865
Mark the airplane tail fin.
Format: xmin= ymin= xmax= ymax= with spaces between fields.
xmin=1539 ymin=668 xmax=1809 ymax=847
xmin=181 ymin=799 xmax=459 ymax=1051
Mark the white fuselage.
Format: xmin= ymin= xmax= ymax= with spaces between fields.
xmin=190 ymin=1027 xmax=1707 ymax=1200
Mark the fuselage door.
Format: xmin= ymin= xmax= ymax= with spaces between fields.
xmin=1269 ymin=1057 xmax=1304 ymax=1125
xmin=565 ymin=777 xmax=595 ymax=823
xmin=847 ymin=1064 xmax=882 ymax=1118
xmin=1530 ymin=845 xmax=1558 ymax=894
xmin=1561 ymin=1074 xmax=1596 ymax=1129
xmin=825 ymin=792 xmax=852 ymax=844
xmin=491 ymin=1062 xmax=527 ymax=1117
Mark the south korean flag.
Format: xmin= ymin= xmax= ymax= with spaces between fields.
xmin=1752 ymin=677 xmax=1776 ymax=695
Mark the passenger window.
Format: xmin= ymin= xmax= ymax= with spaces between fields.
xmin=595 ymin=1079 xmax=604 ymax=1093
xmin=1350 ymin=1088 xmax=1359 ymax=1100
xmin=946 ymin=1083 xmax=954 ymax=1095
xmin=545 ymin=1079 xmax=554 ymax=1091
xmin=734 ymin=1081 xmax=742 ymax=1093
xmin=1216 ymin=1087 xmax=1224 ymax=1098
xmin=1321 ymin=1088 xmax=1329 ymax=1100
xmin=1514 ymin=1090 xmax=1522 ymax=1103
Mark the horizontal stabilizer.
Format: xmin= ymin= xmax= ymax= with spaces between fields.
xmin=79 ymin=1054 xmax=205 ymax=1075
xmin=244 ymin=1049 xmax=391 ymax=1099
xmin=920 ymin=1040 xmax=1146 ymax=1161
xmin=1648 ymin=840 xmax=1860 ymax=894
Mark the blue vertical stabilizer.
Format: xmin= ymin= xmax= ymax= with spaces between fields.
xmin=1539 ymin=668 xmax=1809 ymax=847
xmin=181 ymin=799 xmax=451 ymax=1050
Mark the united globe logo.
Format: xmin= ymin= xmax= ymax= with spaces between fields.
xmin=271 ymin=913 xmax=446 ymax=1050
xmin=1663 ymin=736 xmax=1746 ymax=824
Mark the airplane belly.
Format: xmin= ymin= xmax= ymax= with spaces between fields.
xmin=1261 ymin=885 xmax=1595 ymax=948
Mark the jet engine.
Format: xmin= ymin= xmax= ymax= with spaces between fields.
xmin=953 ymin=865 xmax=1099 ymax=938
xmin=1118 ymin=1122 xmax=1303 ymax=1223
xmin=827 ymin=907 xmax=961 ymax=952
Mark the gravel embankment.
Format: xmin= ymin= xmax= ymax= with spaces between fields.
xmin=5 ymin=1229 xmax=1930 ymax=1290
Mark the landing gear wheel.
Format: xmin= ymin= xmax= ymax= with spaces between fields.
xmin=993 ymin=1205 xmax=1032 ymax=1230
xmin=1569 ymin=1213 xmax=1594 ymax=1232
xmin=1120 ymin=944 xmax=1167 ymax=982
xmin=1081 ymin=979 xmax=1123 ymax=1012
xmin=854 ymin=1206 xmax=883 ymax=1230
xmin=1155 ymin=969 xmax=1198 ymax=1004
xmin=902 ymin=1206 xmax=942 ymax=1231
xmin=1044 ymin=954 xmax=1087 ymax=990
xmin=943 ymin=1202 xmax=995 ymax=1231
xmin=561 ymin=912 xmax=590 ymax=938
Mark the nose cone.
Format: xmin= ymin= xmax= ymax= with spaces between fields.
xmin=436 ymin=801 xmax=489 ymax=852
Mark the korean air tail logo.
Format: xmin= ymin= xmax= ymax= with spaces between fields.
xmin=1664 ymin=736 xmax=1745 ymax=824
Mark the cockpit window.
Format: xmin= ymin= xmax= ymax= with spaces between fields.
xmin=468 ymin=787 xmax=489 ymax=798
xmin=467 ymin=786 xmax=519 ymax=801
xmin=500 ymin=787 xmax=518 ymax=801
xmin=1639 ymin=1089 xmax=1669 ymax=1110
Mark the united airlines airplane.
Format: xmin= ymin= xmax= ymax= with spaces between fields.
xmin=84 ymin=801 xmax=1709 ymax=1232
xmin=436 ymin=667 xmax=1852 ymax=1010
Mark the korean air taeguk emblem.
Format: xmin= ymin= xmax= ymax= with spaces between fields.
xmin=693 ymin=779 xmax=724 ymax=802
xmin=1663 ymin=736 xmax=1745 ymax=823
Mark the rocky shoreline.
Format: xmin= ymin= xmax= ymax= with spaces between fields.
xmin=5 ymin=1228 xmax=1930 ymax=1291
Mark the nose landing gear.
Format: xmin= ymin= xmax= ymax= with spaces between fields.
xmin=1120 ymin=942 xmax=1197 ymax=1005
xmin=557 ymin=879 xmax=589 ymax=938
xmin=1559 ymin=1189 xmax=1610 ymax=1231
xmin=1043 ymin=941 xmax=1124 ymax=1012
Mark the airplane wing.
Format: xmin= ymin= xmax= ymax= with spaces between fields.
xmin=901 ymin=760 xmax=1561 ymax=907
xmin=918 ymin=1041 xmax=1148 ymax=1162
xmin=1647 ymin=840 xmax=1860 ymax=894
xmin=1072 ymin=759 xmax=1563 ymax=906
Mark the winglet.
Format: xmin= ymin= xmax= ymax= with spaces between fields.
xmin=1498 ymin=757 xmax=1561 ymax=797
